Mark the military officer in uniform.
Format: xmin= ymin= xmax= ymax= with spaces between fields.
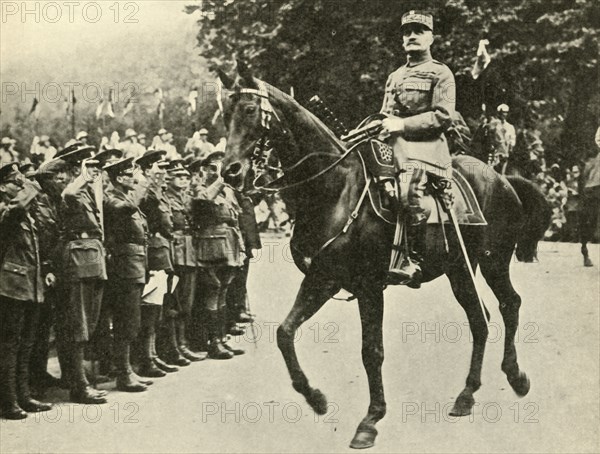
xmin=379 ymin=10 xmax=456 ymax=285
xmin=29 ymin=159 xmax=69 ymax=396
xmin=0 ymin=163 xmax=53 ymax=419
xmin=54 ymin=142 xmax=109 ymax=404
xmin=103 ymin=158 xmax=151 ymax=392
xmin=163 ymin=160 xmax=208 ymax=363
xmin=225 ymin=187 xmax=261 ymax=335
xmin=192 ymin=152 xmax=245 ymax=359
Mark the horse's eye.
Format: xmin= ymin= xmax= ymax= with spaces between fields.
xmin=245 ymin=105 xmax=257 ymax=115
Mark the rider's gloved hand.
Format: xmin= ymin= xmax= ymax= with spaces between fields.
xmin=381 ymin=117 xmax=405 ymax=135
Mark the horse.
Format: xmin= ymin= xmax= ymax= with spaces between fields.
xmin=217 ymin=62 xmax=550 ymax=449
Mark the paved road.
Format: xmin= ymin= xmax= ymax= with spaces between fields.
xmin=1 ymin=239 xmax=599 ymax=453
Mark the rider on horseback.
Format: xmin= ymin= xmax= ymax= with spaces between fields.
xmin=378 ymin=10 xmax=456 ymax=286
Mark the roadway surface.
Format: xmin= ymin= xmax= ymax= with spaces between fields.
xmin=1 ymin=238 xmax=598 ymax=453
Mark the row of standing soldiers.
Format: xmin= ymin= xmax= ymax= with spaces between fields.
xmin=0 ymin=143 xmax=261 ymax=419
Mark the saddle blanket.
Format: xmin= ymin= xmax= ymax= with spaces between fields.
xmin=368 ymin=166 xmax=487 ymax=226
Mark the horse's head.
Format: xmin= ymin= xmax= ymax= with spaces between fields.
xmin=218 ymin=61 xmax=283 ymax=193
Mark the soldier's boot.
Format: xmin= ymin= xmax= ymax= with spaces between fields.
xmin=157 ymin=318 xmax=190 ymax=367
xmin=220 ymin=308 xmax=244 ymax=356
xmin=138 ymin=333 xmax=166 ymax=378
xmin=29 ymin=311 xmax=60 ymax=396
xmin=177 ymin=319 xmax=207 ymax=362
xmin=207 ymin=310 xmax=233 ymax=360
xmin=153 ymin=328 xmax=179 ymax=373
xmin=138 ymin=306 xmax=166 ymax=378
xmin=235 ymin=294 xmax=254 ymax=324
xmin=16 ymin=331 xmax=52 ymax=413
xmin=69 ymin=343 xmax=108 ymax=404
xmin=114 ymin=341 xmax=148 ymax=393
xmin=0 ymin=338 xmax=27 ymax=420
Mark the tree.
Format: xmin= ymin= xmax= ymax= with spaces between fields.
xmin=188 ymin=0 xmax=599 ymax=164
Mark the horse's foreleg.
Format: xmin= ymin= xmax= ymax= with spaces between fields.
xmin=349 ymin=287 xmax=385 ymax=449
xmin=481 ymin=257 xmax=531 ymax=397
xmin=579 ymin=200 xmax=594 ymax=266
xmin=276 ymin=273 xmax=339 ymax=415
xmin=447 ymin=268 xmax=489 ymax=416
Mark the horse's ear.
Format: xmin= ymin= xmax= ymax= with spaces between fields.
xmin=217 ymin=69 xmax=235 ymax=89
xmin=236 ymin=59 xmax=256 ymax=87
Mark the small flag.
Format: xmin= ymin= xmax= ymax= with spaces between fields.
xmin=96 ymin=88 xmax=115 ymax=120
xmin=66 ymin=89 xmax=76 ymax=118
xmin=471 ymin=39 xmax=491 ymax=80
xmin=122 ymin=96 xmax=134 ymax=118
xmin=29 ymin=97 xmax=39 ymax=118
xmin=187 ymin=88 xmax=198 ymax=116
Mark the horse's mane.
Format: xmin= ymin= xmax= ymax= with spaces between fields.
xmin=259 ymin=79 xmax=347 ymax=155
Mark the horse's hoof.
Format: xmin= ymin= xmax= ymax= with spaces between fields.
xmin=509 ymin=372 xmax=531 ymax=397
xmin=584 ymin=258 xmax=593 ymax=267
xmin=449 ymin=391 xmax=475 ymax=417
xmin=349 ymin=427 xmax=377 ymax=449
xmin=306 ymin=388 xmax=328 ymax=415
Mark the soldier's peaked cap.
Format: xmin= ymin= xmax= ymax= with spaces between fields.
xmin=168 ymin=160 xmax=190 ymax=176
xmin=95 ymin=148 xmax=123 ymax=167
xmin=55 ymin=141 xmax=97 ymax=164
xmin=19 ymin=163 xmax=36 ymax=177
xmin=201 ymin=151 xmax=225 ymax=167
xmin=37 ymin=158 xmax=69 ymax=176
xmin=0 ymin=162 xmax=20 ymax=183
xmin=135 ymin=149 xmax=168 ymax=169
xmin=401 ymin=10 xmax=433 ymax=31
xmin=103 ymin=157 xmax=135 ymax=175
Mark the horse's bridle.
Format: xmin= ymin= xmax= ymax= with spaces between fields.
xmin=225 ymin=81 xmax=357 ymax=194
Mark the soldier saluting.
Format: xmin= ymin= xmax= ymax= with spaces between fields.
xmin=103 ymin=158 xmax=151 ymax=392
xmin=55 ymin=142 xmax=108 ymax=405
xmin=0 ymin=162 xmax=52 ymax=419
xmin=379 ymin=10 xmax=456 ymax=286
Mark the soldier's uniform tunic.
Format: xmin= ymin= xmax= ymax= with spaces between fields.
xmin=192 ymin=179 xmax=244 ymax=356
xmin=0 ymin=178 xmax=45 ymax=417
xmin=381 ymin=57 xmax=455 ymax=176
xmin=104 ymin=188 xmax=148 ymax=344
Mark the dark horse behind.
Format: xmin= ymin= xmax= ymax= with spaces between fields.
xmin=218 ymin=62 xmax=550 ymax=449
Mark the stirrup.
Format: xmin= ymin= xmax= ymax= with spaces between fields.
xmin=387 ymin=257 xmax=422 ymax=287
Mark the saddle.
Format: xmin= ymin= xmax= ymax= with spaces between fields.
xmin=359 ymin=139 xmax=487 ymax=226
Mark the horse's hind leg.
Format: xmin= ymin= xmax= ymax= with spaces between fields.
xmin=349 ymin=286 xmax=385 ymax=449
xmin=447 ymin=267 xmax=489 ymax=416
xmin=276 ymin=273 xmax=340 ymax=415
xmin=480 ymin=252 xmax=531 ymax=397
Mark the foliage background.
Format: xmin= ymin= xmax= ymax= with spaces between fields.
xmin=189 ymin=0 xmax=599 ymax=165
xmin=1 ymin=0 xmax=598 ymax=166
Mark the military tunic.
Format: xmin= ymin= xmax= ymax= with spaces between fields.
xmin=104 ymin=188 xmax=148 ymax=341
xmin=381 ymin=57 xmax=456 ymax=175
xmin=57 ymin=183 xmax=106 ymax=342
xmin=139 ymin=183 xmax=173 ymax=272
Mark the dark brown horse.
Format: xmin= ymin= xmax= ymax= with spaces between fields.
xmin=218 ymin=63 xmax=549 ymax=449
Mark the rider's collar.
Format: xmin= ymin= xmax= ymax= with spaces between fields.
xmin=406 ymin=50 xmax=433 ymax=67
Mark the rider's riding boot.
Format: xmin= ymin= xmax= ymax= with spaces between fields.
xmin=388 ymin=170 xmax=427 ymax=287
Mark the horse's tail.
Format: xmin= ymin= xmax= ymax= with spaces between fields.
xmin=506 ymin=176 xmax=551 ymax=262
